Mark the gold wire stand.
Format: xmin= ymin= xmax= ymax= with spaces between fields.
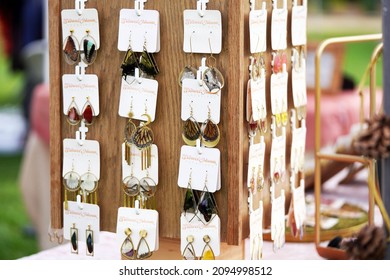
xmin=314 ymin=33 xmax=384 ymax=260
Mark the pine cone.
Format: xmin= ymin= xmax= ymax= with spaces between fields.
xmin=342 ymin=225 xmax=387 ymax=260
xmin=353 ymin=114 xmax=390 ymax=159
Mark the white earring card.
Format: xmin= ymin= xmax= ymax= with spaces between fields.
xmin=291 ymin=3 xmax=307 ymax=46
xmin=183 ymin=10 xmax=222 ymax=54
xmin=61 ymin=9 xmax=100 ymax=50
xmin=249 ymin=7 xmax=267 ymax=53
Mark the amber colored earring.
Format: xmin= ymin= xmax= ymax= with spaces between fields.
xmin=200 ymin=235 xmax=215 ymax=260
xmin=81 ymin=97 xmax=95 ymax=125
xmin=182 ymin=102 xmax=201 ymax=146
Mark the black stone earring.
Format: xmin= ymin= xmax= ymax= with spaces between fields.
xmin=70 ymin=223 xmax=78 ymax=254
xmin=86 ymin=225 xmax=94 ymax=256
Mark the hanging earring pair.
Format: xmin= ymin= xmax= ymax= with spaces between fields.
xmin=182 ymin=235 xmax=215 ymax=260
xmin=70 ymin=224 xmax=94 ymax=256
xmin=63 ymin=30 xmax=97 ymax=65
xmin=121 ymin=34 xmax=159 ymax=84
xmin=67 ymin=96 xmax=95 ymax=125
xmin=121 ymin=228 xmax=153 ymax=260
xmin=196 ymin=172 xmax=218 ymax=225
xmin=182 ymin=103 xmax=220 ymax=148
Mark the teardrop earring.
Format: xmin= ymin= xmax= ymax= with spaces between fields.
xmin=201 ymin=105 xmax=220 ymax=148
xmin=136 ymin=230 xmax=152 ymax=259
xmin=63 ymin=30 xmax=79 ymax=65
xmin=80 ymin=30 xmax=97 ymax=65
xmin=182 ymin=170 xmax=198 ymax=222
xmin=138 ymin=35 xmax=159 ymax=78
xmin=179 ymin=31 xmax=197 ymax=87
xmin=121 ymin=228 xmax=135 ymax=260
xmin=81 ymin=97 xmax=95 ymax=125
xmin=200 ymin=235 xmax=215 ymax=260
xmin=67 ymin=97 xmax=81 ymax=126
xmin=182 ymin=235 xmax=197 ymax=260
xmin=182 ymin=102 xmax=201 ymax=146
xmin=197 ymin=172 xmax=218 ymax=225
xmin=202 ymin=34 xmax=224 ymax=94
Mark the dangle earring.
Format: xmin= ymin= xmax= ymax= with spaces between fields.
xmin=182 ymin=235 xmax=197 ymax=260
xmin=272 ymin=158 xmax=281 ymax=185
xmin=257 ymin=164 xmax=265 ymax=192
xmin=132 ymin=104 xmax=154 ymax=170
xmin=182 ymin=102 xmax=201 ymax=146
xmin=197 ymin=172 xmax=218 ymax=224
xmin=202 ymin=34 xmax=224 ymax=94
xmin=124 ymin=98 xmax=136 ymax=165
xmin=139 ymin=171 xmax=157 ymax=209
xmin=182 ymin=170 xmax=198 ymax=221
xmin=200 ymin=235 xmax=215 ymax=260
xmin=81 ymin=97 xmax=95 ymax=125
xmin=67 ymin=97 xmax=81 ymax=126
xmin=201 ymin=105 xmax=220 ymax=148
xmin=136 ymin=230 xmax=152 ymax=259
xmin=86 ymin=225 xmax=94 ymax=256
xmin=138 ymin=35 xmax=159 ymax=78
xmin=80 ymin=161 xmax=98 ymax=204
xmin=179 ymin=31 xmax=197 ymax=86
xmin=80 ymin=30 xmax=97 ymax=65
xmin=121 ymin=33 xmax=140 ymax=85
xmin=121 ymin=228 xmax=135 ymax=260
xmin=63 ymin=160 xmax=81 ymax=192
xmin=63 ymin=30 xmax=79 ymax=65
xmin=122 ymin=163 xmax=140 ymax=208
xmin=70 ymin=223 xmax=78 ymax=254
xmin=249 ymin=166 xmax=256 ymax=195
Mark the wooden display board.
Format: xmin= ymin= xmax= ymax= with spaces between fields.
xmin=49 ymin=0 xmax=298 ymax=248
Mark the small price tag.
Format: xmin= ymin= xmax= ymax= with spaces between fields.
xmin=180 ymin=213 xmax=220 ymax=257
xmin=118 ymin=9 xmax=160 ymax=52
xmin=61 ymin=9 xmax=100 ymax=49
xmin=62 ymin=74 xmax=99 ymax=116
xmin=63 ymin=138 xmax=100 ymax=179
xmin=118 ymin=77 xmax=158 ymax=122
xmin=183 ymin=10 xmax=222 ymax=54
xmin=178 ymin=146 xmax=220 ymax=192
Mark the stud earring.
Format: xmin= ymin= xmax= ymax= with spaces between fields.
xmin=63 ymin=30 xmax=79 ymax=65
xmin=86 ymin=225 xmax=94 ymax=256
xmin=70 ymin=223 xmax=78 ymax=254
xmin=132 ymin=107 xmax=154 ymax=170
xmin=81 ymin=97 xmax=95 ymax=125
xmin=182 ymin=102 xmax=201 ymax=146
xmin=202 ymin=34 xmax=224 ymax=93
xmin=80 ymin=30 xmax=97 ymax=65
xmin=182 ymin=235 xmax=197 ymax=260
xmin=200 ymin=235 xmax=215 ymax=260
xmin=182 ymin=170 xmax=198 ymax=221
xmin=136 ymin=230 xmax=152 ymax=259
xmin=138 ymin=35 xmax=159 ymax=78
xmin=201 ymin=105 xmax=220 ymax=148
xmin=121 ymin=33 xmax=140 ymax=85
xmin=121 ymin=228 xmax=135 ymax=260
xmin=67 ymin=97 xmax=81 ymax=125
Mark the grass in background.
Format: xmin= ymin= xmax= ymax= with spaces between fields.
xmin=0 ymin=155 xmax=39 ymax=259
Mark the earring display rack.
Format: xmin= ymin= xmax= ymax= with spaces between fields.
xmin=48 ymin=0 xmax=299 ymax=254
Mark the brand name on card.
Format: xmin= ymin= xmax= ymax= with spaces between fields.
xmin=250 ymin=17 xmax=266 ymax=25
xmin=121 ymin=18 xmax=157 ymax=25
xmin=63 ymin=18 xmax=97 ymax=24
xmin=65 ymin=210 xmax=98 ymax=219
xmin=63 ymin=83 xmax=97 ymax=90
xmin=182 ymin=223 xmax=218 ymax=231
xmin=118 ymin=216 xmax=155 ymax=225
xmin=123 ymin=83 xmax=156 ymax=95
xmin=65 ymin=147 xmax=98 ymax=156
xmin=185 ymin=19 xmax=220 ymax=26
xmin=183 ymin=86 xmax=209 ymax=95
xmin=181 ymin=154 xmax=218 ymax=166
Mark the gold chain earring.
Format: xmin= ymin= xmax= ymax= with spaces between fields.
xmin=124 ymin=97 xmax=136 ymax=165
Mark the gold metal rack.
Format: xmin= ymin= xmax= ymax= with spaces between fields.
xmin=314 ymin=33 xmax=383 ymax=260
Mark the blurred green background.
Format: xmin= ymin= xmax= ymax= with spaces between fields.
xmin=0 ymin=0 xmax=383 ymax=259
